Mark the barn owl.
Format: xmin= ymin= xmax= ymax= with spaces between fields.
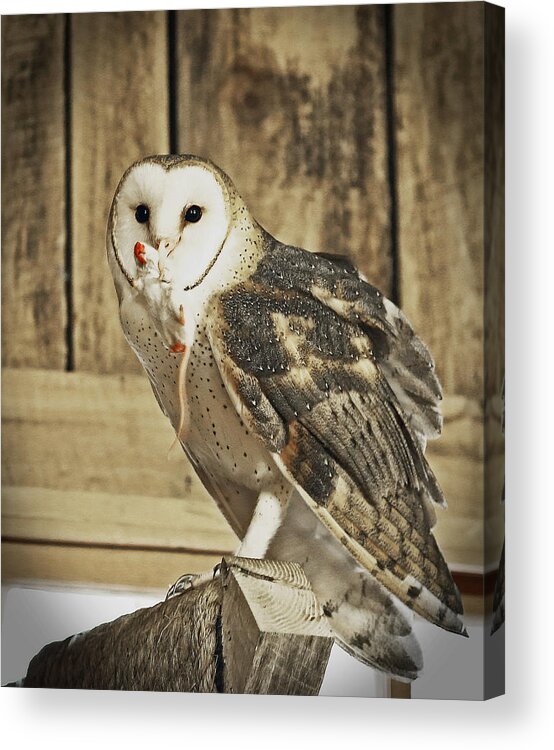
xmin=107 ymin=154 xmax=466 ymax=681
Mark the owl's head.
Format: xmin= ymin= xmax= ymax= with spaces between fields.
xmin=108 ymin=155 xmax=243 ymax=293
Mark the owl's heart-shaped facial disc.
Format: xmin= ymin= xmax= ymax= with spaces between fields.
xmin=108 ymin=157 xmax=233 ymax=294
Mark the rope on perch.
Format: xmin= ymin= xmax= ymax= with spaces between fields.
xmin=11 ymin=557 xmax=334 ymax=695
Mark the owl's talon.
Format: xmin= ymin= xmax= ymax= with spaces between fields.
xmin=165 ymin=573 xmax=199 ymax=600
xmin=165 ymin=566 xmax=222 ymax=600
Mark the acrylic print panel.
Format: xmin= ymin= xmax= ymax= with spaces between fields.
xmin=1 ymin=2 xmax=505 ymax=699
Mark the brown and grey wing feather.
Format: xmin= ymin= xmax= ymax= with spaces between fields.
xmin=206 ymin=258 xmax=464 ymax=635
xmin=259 ymin=241 xmax=444 ymax=450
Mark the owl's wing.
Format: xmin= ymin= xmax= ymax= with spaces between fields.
xmin=268 ymin=491 xmax=424 ymax=679
xmin=309 ymin=248 xmax=443 ymax=449
xmin=206 ymin=242 xmax=464 ymax=635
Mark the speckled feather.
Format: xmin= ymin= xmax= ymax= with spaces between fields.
xmin=207 ymin=243 xmax=464 ymax=634
xmin=107 ymin=155 xmax=465 ymax=680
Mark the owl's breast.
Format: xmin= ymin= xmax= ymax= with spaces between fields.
xmin=119 ymin=291 xmax=281 ymax=494
xmin=119 ymin=292 xmax=182 ymax=420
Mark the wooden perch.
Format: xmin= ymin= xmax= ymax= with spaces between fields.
xmin=12 ymin=557 xmax=333 ymax=695
xmin=221 ymin=558 xmax=333 ymax=694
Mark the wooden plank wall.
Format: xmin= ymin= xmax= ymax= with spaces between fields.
xmin=71 ymin=12 xmax=169 ymax=374
xmin=1 ymin=15 xmax=67 ymax=369
xmin=177 ymin=6 xmax=393 ymax=293
xmin=1 ymin=5 xmax=503 ymax=590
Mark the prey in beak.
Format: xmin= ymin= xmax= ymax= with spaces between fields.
xmin=131 ymin=240 xmax=193 ymax=443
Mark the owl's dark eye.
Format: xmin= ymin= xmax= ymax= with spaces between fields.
xmin=184 ymin=205 xmax=202 ymax=223
xmin=135 ymin=204 xmax=150 ymax=223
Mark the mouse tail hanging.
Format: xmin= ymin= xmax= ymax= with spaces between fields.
xmin=167 ymin=343 xmax=193 ymax=461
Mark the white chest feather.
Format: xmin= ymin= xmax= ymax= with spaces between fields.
xmin=119 ymin=293 xmax=281 ymax=495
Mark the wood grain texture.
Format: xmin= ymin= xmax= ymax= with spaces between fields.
xmin=2 ymin=368 xmax=491 ymax=583
xmin=20 ymin=578 xmax=224 ymax=691
xmin=16 ymin=558 xmax=331 ymax=694
xmin=221 ymin=558 xmax=332 ymax=695
xmin=394 ymin=2 xmax=484 ymax=399
xmin=1 ymin=8 xmax=495 ymax=590
xmin=71 ymin=11 xmax=169 ymax=374
xmin=484 ymin=2 xmax=505 ymax=400
xmin=1 ymin=367 xmax=215 ymax=501
xmin=426 ymin=396 xmax=485 ymax=569
xmin=2 ymin=486 xmax=236 ymax=554
xmin=1 ymin=541 xmax=221 ymax=590
xmin=484 ymin=3 xmax=505 ymax=570
xmin=176 ymin=5 xmax=393 ymax=293
xmin=1 ymin=15 xmax=67 ymax=369
xmin=1 ymin=367 xmax=237 ymax=586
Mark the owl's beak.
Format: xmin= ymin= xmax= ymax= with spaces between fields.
xmin=156 ymin=235 xmax=180 ymax=278
xmin=156 ymin=236 xmax=180 ymax=255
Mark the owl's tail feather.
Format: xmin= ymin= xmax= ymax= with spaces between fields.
xmin=267 ymin=492 xmax=424 ymax=680
xmin=324 ymin=576 xmax=424 ymax=681
xmin=330 ymin=605 xmax=422 ymax=682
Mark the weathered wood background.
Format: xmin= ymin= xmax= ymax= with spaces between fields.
xmin=1 ymin=4 xmax=504 ymax=592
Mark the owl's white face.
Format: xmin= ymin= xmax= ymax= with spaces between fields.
xmin=110 ymin=160 xmax=231 ymax=290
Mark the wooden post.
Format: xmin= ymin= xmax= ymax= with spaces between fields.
xmin=9 ymin=557 xmax=333 ymax=695
xmin=221 ymin=557 xmax=333 ymax=695
xmin=390 ymin=679 xmax=411 ymax=699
